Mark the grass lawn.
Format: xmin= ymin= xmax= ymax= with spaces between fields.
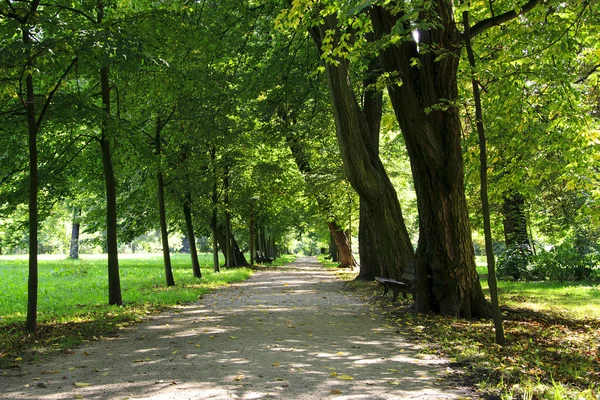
xmin=334 ymin=256 xmax=600 ymax=399
xmin=0 ymin=252 xmax=279 ymax=366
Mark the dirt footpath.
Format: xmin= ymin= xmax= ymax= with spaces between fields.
xmin=1 ymin=256 xmax=469 ymax=399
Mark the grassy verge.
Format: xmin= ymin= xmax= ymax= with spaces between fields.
xmin=0 ymin=253 xmax=255 ymax=367
xmin=341 ymin=263 xmax=599 ymax=399
xmin=316 ymin=254 xmax=340 ymax=269
xmin=254 ymin=253 xmax=297 ymax=267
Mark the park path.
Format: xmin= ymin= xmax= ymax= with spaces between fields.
xmin=1 ymin=256 xmax=468 ymax=399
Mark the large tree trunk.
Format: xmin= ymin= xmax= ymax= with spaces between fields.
xmin=100 ymin=63 xmax=122 ymax=306
xmin=310 ymin=18 xmax=414 ymax=281
xmin=24 ymin=23 xmax=38 ymax=333
xmin=69 ymin=207 xmax=81 ymax=259
xmin=370 ymin=5 xmax=489 ymax=317
xmin=183 ymin=195 xmax=202 ymax=278
xmin=156 ymin=118 xmax=175 ymax=287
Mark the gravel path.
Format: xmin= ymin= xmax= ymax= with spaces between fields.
xmin=1 ymin=256 xmax=468 ymax=399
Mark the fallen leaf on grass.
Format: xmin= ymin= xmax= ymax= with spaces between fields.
xmin=14 ymin=357 xmax=22 ymax=361
xmin=230 ymin=336 xmax=238 ymax=339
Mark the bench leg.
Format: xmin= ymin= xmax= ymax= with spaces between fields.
xmin=391 ymin=288 xmax=400 ymax=302
xmin=382 ymin=284 xmax=390 ymax=297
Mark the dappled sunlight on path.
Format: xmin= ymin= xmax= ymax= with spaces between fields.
xmin=1 ymin=256 xmax=467 ymax=399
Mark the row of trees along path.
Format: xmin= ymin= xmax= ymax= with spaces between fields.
xmin=2 ymin=257 xmax=470 ymax=400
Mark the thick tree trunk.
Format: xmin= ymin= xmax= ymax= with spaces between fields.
xmin=311 ymin=17 xmax=414 ymax=281
xmin=69 ymin=207 xmax=81 ymax=259
xmin=100 ymin=64 xmax=122 ymax=306
xmin=156 ymin=118 xmax=175 ymax=287
xmin=183 ymin=198 xmax=201 ymax=278
xmin=502 ymin=192 xmax=532 ymax=254
xmin=24 ymin=24 xmax=38 ymax=333
xmin=357 ymin=56 xmax=387 ymax=280
xmin=370 ymin=5 xmax=489 ymax=317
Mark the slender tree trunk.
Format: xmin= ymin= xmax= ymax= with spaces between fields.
xmin=183 ymin=196 xmax=201 ymax=278
xmin=210 ymin=147 xmax=220 ymax=273
xmin=100 ymin=63 xmax=122 ymax=306
xmin=69 ymin=207 xmax=81 ymax=259
xmin=463 ymin=9 xmax=504 ymax=342
xmin=260 ymin=228 xmax=267 ymax=256
xmin=223 ymin=165 xmax=233 ymax=268
xmin=310 ymin=17 xmax=414 ymax=281
xmin=24 ymin=23 xmax=38 ymax=333
xmin=250 ymin=202 xmax=255 ymax=267
xmin=155 ymin=118 xmax=175 ymax=286
xmin=370 ymin=5 xmax=489 ymax=317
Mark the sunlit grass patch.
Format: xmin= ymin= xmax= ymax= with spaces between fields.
xmin=316 ymin=254 xmax=339 ymax=268
xmin=0 ymin=253 xmax=252 ymax=365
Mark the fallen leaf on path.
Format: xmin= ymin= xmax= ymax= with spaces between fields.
xmin=73 ymin=395 xmax=85 ymax=399
xmin=272 ymin=362 xmax=280 ymax=366
xmin=330 ymin=389 xmax=342 ymax=394
xmin=329 ymin=372 xmax=337 ymax=377
xmin=387 ymin=368 xmax=398 ymax=372
xmin=337 ymin=374 xmax=353 ymax=380
xmin=230 ymin=336 xmax=238 ymax=339
xmin=41 ymin=370 xmax=61 ymax=374
xmin=74 ymin=382 xmax=91 ymax=387
xmin=171 ymin=350 xmax=178 ymax=355
xmin=233 ymin=374 xmax=245 ymax=381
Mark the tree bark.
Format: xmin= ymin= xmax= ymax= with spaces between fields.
xmin=223 ymin=165 xmax=233 ymax=268
xmin=69 ymin=207 xmax=81 ymax=259
xmin=357 ymin=55 xmax=387 ymax=280
xmin=310 ymin=17 xmax=414 ymax=281
xmin=100 ymin=63 xmax=122 ymax=306
xmin=370 ymin=5 xmax=489 ymax=317
xmin=183 ymin=196 xmax=202 ymax=278
xmin=329 ymin=231 xmax=338 ymax=262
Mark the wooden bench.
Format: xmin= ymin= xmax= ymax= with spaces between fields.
xmin=375 ymin=262 xmax=415 ymax=302
xmin=255 ymin=251 xmax=273 ymax=264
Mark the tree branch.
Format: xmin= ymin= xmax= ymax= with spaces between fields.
xmin=575 ymin=63 xmax=600 ymax=84
xmin=36 ymin=56 xmax=78 ymax=128
xmin=469 ymin=0 xmax=541 ymax=38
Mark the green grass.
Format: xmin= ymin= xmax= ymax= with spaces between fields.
xmin=316 ymin=254 xmax=339 ymax=268
xmin=475 ymin=256 xmax=600 ymax=319
xmin=0 ymin=253 xmax=259 ymax=364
